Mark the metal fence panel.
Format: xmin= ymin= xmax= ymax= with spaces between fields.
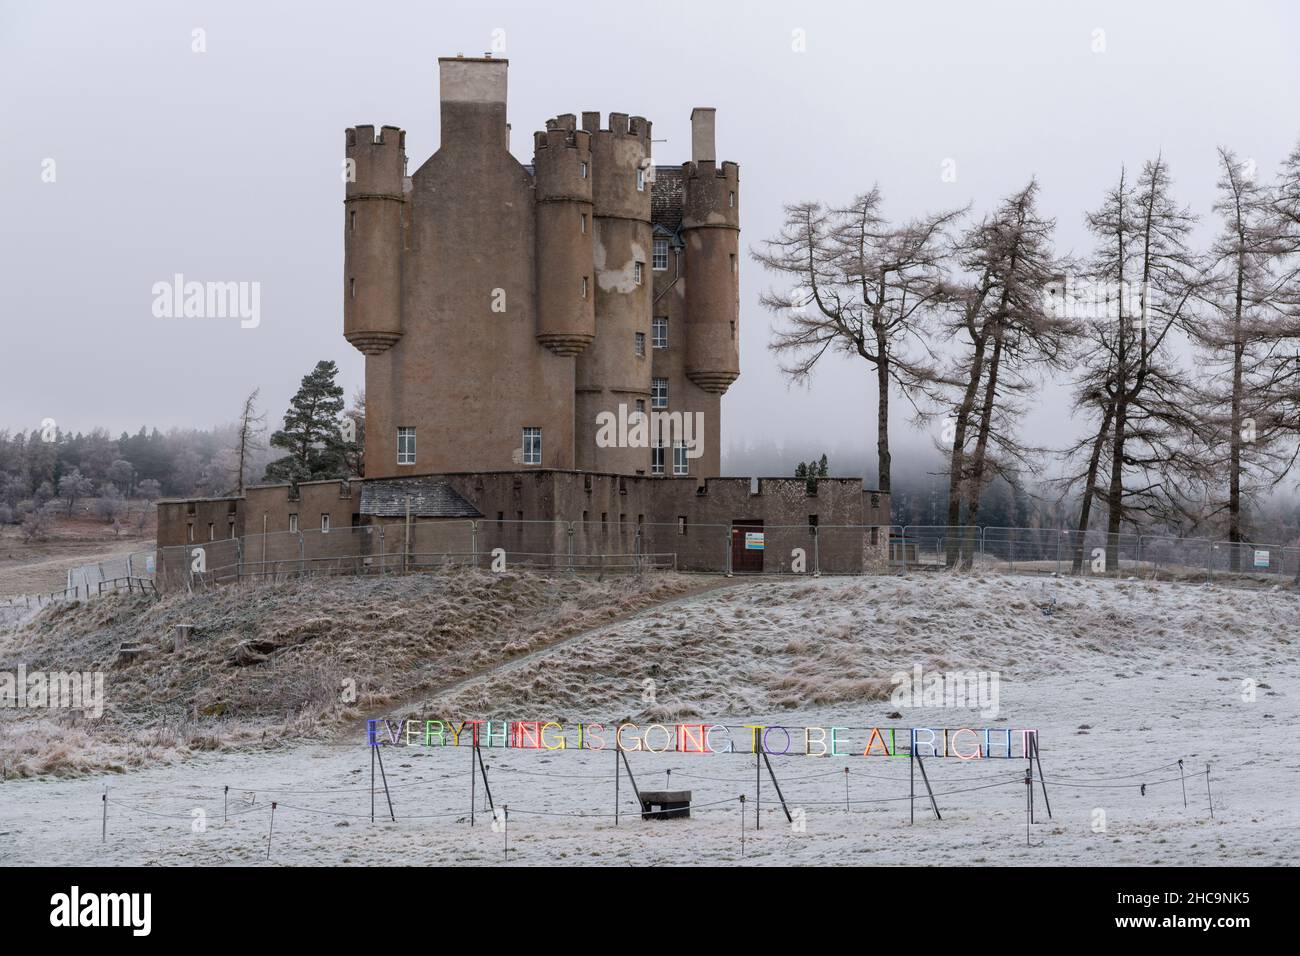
xmin=476 ymin=519 xmax=573 ymax=570
xmin=128 ymin=518 xmax=1300 ymax=594
xmin=640 ymin=522 xmax=729 ymax=573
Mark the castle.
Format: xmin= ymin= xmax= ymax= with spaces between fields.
xmin=155 ymin=56 xmax=889 ymax=582
xmin=347 ymin=55 xmax=737 ymax=479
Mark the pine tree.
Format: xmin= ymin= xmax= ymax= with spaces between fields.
xmin=264 ymin=361 xmax=348 ymax=482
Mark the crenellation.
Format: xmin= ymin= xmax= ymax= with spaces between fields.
xmin=343 ymin=58 xmax=736 ymax=476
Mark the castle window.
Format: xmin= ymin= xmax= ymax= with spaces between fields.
xmin=349 ymin=278 xmax=356 ymax=299
xmin=187 ymin=523 xmax=194 ymax=543
xmin=321 ymin=514 xmax=330 ymax=534
xmin=731 ymin=253 xmax=737 ymax=275
xmin=581 ymin=276 xmax=588 ymax=299
xmin=634 ymin=262 xmax=644 ymax=285
xmin=652 ymin=316 xmax=668 ymax=349
xmin=580 ymin=213 xmax=587 ymax=234
xmin=635 ymin=399 xmax=646 ymax=417
xmin=677 ymin=516 xmax=688 ymax=535
xmin=522 ymin=427 xmax=542 ymax=465
xmin=636 ymin=168 xmax=646 ymax=191
xmin=208 ymin=523 xmax=215 ymax=541
xmin=634 ymin=332 xmax=645 ymax=357
xmin=651 ymin=377 xmax=668 ymax=409
xmin=673 ymin=442 xmax=688 ymax=476
xmin=580 ymin=162 xmax=588 ymax=179
xmin=651 ymin=443 xmax=665 ymax=476
xmin=653 ymin=239 xmax=668 ymax=271
xmin=349 ymin=210 xmax=356 ymax=233
xmin=397 ymin=427 xmax=416 ymax=465
xmin=289 ymin=514 xmax=298 ymax=533
xmin=729 ymin=191 xmax=736 ymax=208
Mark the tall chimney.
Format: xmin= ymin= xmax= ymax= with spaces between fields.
xmin=438 ymin=56 xmax=508 ymax=151
xmin=690 ymin=107 xmax=716 ymax=164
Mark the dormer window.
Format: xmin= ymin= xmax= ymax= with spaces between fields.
xmin=653 ymin=239 xmax=668 ymax=271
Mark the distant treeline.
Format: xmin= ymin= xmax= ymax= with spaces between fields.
xmin=0 ymin=424 xmax=278 ymax=535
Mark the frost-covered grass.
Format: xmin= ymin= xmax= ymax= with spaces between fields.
xmin=2 ymin=572 xmax=1289 ymax=868
xmin=0 ymin=569 xmax=708 ymax=777
xmin=1 ymin=572 xmax=1293 ymax=865
xmin=415 ymin=573 xmax=1295 ymax=721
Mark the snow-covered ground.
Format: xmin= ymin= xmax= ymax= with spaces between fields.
xmin=1 ymin=573 xmax=1295 ymax=865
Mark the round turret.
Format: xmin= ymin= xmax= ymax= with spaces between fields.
xmin=574 ymin=112 xmax=655 ymax=473
xmin=533 ymin=115 xmax=595 ymax=355
xmin=343 ymin=124 xmax=405 ymax=355
xmin=682 ymin=158 xmax=740 ymax=394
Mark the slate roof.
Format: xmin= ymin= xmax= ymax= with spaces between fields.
xmin=359 ymin=478 xmax=482 ymax=518
xmin=651 ymin=167 xmax=684 ymax=233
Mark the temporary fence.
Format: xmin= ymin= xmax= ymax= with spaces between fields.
xmin=10 ymin=521 xmax=1297 ymax=604
xmin=938 ymin=526 xmax=1300 ymax=582
xmin=65 ymin=550 xmax=155 ymax=598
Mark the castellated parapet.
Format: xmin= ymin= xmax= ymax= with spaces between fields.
xmin=343 ymin=57 xmax=739 ymax=478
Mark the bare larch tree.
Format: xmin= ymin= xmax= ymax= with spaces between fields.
xmin=932 ymin=181 xmax=1072 ymax=564
xmin=1190 ymin=148 xmax=1300 ymax=567
xmin=753 ymin=188 xmax=963 ymax=495
xmin=1061 ymin=157 xmax=1206 ymax=570
xmin=232 ymin=387 xmax=265 ymax=496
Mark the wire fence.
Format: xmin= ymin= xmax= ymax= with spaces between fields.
xmin=70 ymin=742 xmax=1224 ymax=863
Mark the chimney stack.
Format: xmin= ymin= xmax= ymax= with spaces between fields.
xmin=690 ymin=107 xmax=716 ymax=164
xmin=438 ymin=56 xmax=508 ymax=151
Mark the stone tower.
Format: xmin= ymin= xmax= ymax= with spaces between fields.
xmin=682 ymin=108 xmax=741 ymax=395
xmin=344 ymin=56 xmax=739 ymax=480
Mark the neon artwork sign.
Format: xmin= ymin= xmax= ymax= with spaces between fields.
xmin=366 ymin=719 xmax=1040 ymax=759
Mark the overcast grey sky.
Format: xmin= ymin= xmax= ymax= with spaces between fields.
xmin=2 ymin=0 xmax=1297 ymax=472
